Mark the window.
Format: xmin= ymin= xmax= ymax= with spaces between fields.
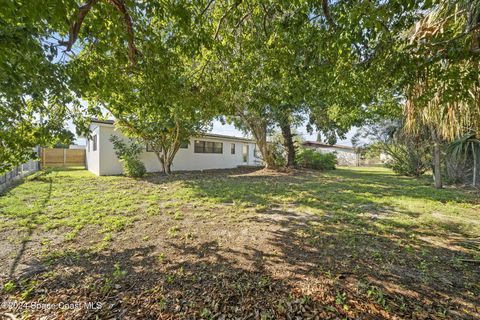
xmin=92 ymin=135 xmax=97 ymax=151
xmin=231 ymin=143 xmax=235 ymax=154
xmin=194 ymin=140 xmax=223 ymax=154
xmin=242 ymin=144 xmax=249 ymax=162
xmin=180 ymin=141 xmax=189 ymax=149
xmin=146 ymin=143 xmax=154 ymax=152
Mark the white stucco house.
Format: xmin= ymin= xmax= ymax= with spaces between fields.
xmin=86 ymin=119 xmax=261 ymax=176
xmin=302 ymin=141 xmax=360 ymax=166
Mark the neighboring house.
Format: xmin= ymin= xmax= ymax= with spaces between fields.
xmin=379 ymin=152 xmax=392 ymax=163
xmin=86 ymin=119 xmax=261 ymax=176
xmin=302 ymin=141 xmax=360 ymax=166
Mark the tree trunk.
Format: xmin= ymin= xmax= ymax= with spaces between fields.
xmin=165 ymin=162 xmax=172 ymax=174
xmin=155 ymin=144 xmax=180 ymax=175
xmin=236 ymin=109 xmax=276 ymax=169
xmin=257 ymin=139 xmax=274 ymax=169
xmin=250 ymin=122 xmax=275 ymax=168
xmin=162 ymin=152 xmax=173 ymax=175
xmin=280 ymin=121 xmax=296 ymax=167
xmin=433 ymin=140 xmax=443 ymax=189
xmin=155 ymin=151 xmax=169 ymax=174
xmin=472 ymin=144 xmax=477 ymax=187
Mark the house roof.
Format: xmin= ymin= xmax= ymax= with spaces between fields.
xmin=90 ymin=118 xmax=115 ymax=125
xmin=90 ymin=118 xmax=255 ymax=143
xmin=302 ymin=141 xmax=355 ymax=151
xmin=198 ymin=133 xmax=255 ymax=143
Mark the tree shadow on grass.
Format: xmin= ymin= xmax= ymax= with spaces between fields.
xmin=144 ymin=167 xmax=478 ymax=210
xmin=247 ymin=208 xmax=480 ymax=319
xmin=0 ymin=244 xmax=328 ymax=318
xmin=6 ymin=171 xmax=54 ymax=279
xmin=167 ymin=168 xmax=478 ymax=240
xmin=2 ymin=206 xmax=478 ymax=319
xmin=152 ymin=168 xmax=480 ymax=317
xmin=1 ymin=168 xmax=479 ymax=319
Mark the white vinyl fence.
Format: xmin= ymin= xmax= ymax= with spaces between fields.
xmin=0 ymin=159 xmax=40 ymax=193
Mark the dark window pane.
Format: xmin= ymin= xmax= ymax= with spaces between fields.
xmin=214 ymin=142 xmax=223 ymax=153
xmin=205 ymin=141 xmax=214 ymax=153
xmin=194 ymin=140 xmax=223 ymax=153
xmin=194 ymin=140 xmax=205 ymax=153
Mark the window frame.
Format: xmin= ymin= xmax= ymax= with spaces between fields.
xmin=231 ymin=143 xmax=235 ymax=154
xmin=194 ymin=140 xmax=223 ymax=154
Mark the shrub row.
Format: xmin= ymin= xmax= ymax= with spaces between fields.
xmin=296 ymin=148 xmax=337 ymax=170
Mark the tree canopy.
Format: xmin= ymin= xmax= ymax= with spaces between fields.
xmin=2 ymin=0 xmax=479 ymax=179
xmin=1 ymin=1 xmax=82 ymax=172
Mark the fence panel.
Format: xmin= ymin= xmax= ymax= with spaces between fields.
xmin=65 ymin=149 xmax=86 ymax=165
xmin=41 ymin=148 xmax=85 ymax=167
xmin=0 ymin=159 xmax=40 ymax=193
xmin=42 ymin=148 xmax=65 ymax=167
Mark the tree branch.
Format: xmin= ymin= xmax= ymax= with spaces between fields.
xmin=322 ymin=0 xmax=336 ymax=30
xmin=235 ymin=11 xmax=251 ymax=28
xmin=214 ymin=1 xmax=242 ymax=40
xmin=60 ymin=0 xmax=141 ymax=66
xmin=59 ymin=0 xmax=98 ymax=51
xmin=109 ymin=0 xmax=142 ymax=65
xmin=200 ymin=0 xmax=215 ymax=17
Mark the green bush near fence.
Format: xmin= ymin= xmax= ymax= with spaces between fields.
xmin=296 ymin=148 xmax=337 ymax=170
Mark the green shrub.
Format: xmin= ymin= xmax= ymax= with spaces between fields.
xmin=296 ymin=148 xmax=337 ymax=170
xmin=109 ymin=135 xmax=146 ymax=178
xmin=382 ymin=144 xmax=430 ymax=177
xmin=121 ymin=155 xmax=146 ymax=178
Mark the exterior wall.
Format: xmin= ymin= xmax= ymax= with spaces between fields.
xmin=248 ymin=143 xmax=261 ymax=165
xmin=85 ymin=124 xmax=101 ymax=175
xmin=334 ymin=150 xmax=359 ymax=166
xmin=305 ymin=143 xmax=386 ymax=167
xmin=312 ymin=146 xmax=359 ymax=166
xmin=86 ymin=123 xmax=261 ymax=176
xmin=98 ymin=125 xmax=124 ymax=175
xmin=379 ymin=153 xmax=391 ymax=163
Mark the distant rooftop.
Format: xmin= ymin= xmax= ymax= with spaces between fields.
xmin=302 ymin=141 xmax=355 ymax=151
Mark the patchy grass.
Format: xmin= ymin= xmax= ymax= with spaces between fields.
xmin=0 ymin=167 xmax=479 ymax=319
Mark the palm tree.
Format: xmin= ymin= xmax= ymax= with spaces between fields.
xmin=403 ymin=0 xmax=480 ymax=188
xmin=447 ymin=132 xmax=480 ymax=187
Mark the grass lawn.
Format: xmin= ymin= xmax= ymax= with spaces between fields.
xmin=0 ymin=167 xmax=479 ymax=319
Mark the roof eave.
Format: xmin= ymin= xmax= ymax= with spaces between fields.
xmin=90 ymin=118 xmax=254 ymax=142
